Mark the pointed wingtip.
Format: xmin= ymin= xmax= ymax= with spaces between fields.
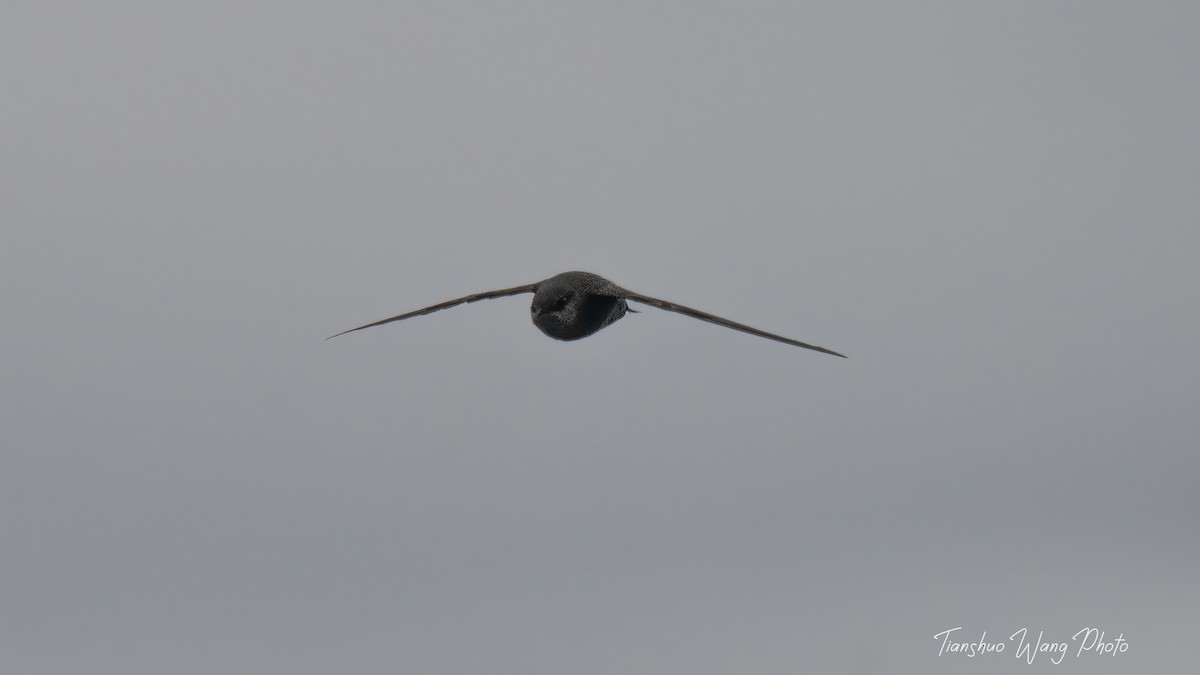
xmin=797 ymin=342 xmax=846 ymax=358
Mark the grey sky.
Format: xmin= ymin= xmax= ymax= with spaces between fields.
xmin=3 ymin=2 xmax=1197 ymax=673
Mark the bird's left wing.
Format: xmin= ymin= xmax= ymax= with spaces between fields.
xmin=621 ymin=291 xmax=846 ymax=358
xmin=327 ymin=283 xmax=539 ymax=340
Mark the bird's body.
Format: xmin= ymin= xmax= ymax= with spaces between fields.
xmin=329 ymin=270 xmax=845 ymax=358
xmin=529 ymin=271 xmax=630 ymax=341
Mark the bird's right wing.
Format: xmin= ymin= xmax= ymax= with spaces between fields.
xmin=327 ymin=283 xmax=538 ymax=339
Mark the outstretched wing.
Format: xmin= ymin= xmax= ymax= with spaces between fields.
xmin=622 ymin=292 xmax=846 ymax=358
xmin=327 ymin=283 xmax=538 ymax=340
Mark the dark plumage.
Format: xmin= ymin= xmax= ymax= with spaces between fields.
xmin=329 ymin=271 xmax=845 ymax=357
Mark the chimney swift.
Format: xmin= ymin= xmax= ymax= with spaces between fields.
xmin=328 ymin=271 xmax=845 ymax=357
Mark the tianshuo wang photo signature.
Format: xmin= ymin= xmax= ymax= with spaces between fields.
xmin=934 ymin=626 xmax=1128 ymax=665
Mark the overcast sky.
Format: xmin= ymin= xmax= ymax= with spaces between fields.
xmin=3 ymin=3 xmax=1197 ymax=674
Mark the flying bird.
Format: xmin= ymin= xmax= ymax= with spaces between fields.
xmin=328 ymin=271 xmax=845 ymax=357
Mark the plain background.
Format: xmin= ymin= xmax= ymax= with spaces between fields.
xmin=3 ymin=3 xmax=1197 ymax=673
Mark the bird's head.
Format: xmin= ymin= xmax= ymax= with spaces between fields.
xmin=530 ymin=283 xmax=585 ymax=338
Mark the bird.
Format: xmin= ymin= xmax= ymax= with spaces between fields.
xmin=328 ymin=270 xmax=845 ymax=357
